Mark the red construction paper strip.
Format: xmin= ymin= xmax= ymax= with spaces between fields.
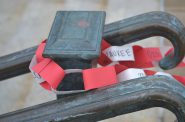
xmin=144 ymin=47 xmax=163 ymax=61
xmin=32 ymin=58 xmax=65 ymax=90
xmin=144 ymin=70 xmax=156 ymax=76
xmin=120 ymin=45 xmax=153 ymax=68
xmin=39 ymin=60 xmax=65 ymax=90
xmin=83 ymin=66 xmax=118 ymax=90
xmin=35 ymin=40 xmax=47 ymax=63
xmin=98 ymin=40 xmax=112 ymax=66
xmin=114 ymin=64 xmax=128 ymax=74
xmin=40 ymin=82 xmax=51 ymax=90
xmin=30 ymin=39 xmax=185 ymax=92
xmin=32 ymin=58 xmax=51 ymax=73
xmin=173 ymin=75 xmax=185 ymax=86
xmin=101 ymin=39 xmax=111 ymax=50
xmin=98 ymin=53 xmax=112 ymax=66
xmin=31 ymin=40 xmax=65 ymax=90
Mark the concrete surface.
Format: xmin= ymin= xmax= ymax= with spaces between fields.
xmin=0 ymin=0 xmax=184 ymax=121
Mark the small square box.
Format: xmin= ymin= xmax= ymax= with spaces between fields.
xmin=43 ymin=11 xmax=106 ymax=60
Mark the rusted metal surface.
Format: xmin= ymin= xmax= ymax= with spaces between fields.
xmin=0 ymin=76 xmax=185 ymax=122
xmin=0 ymin=11 xmax=185 ymax=81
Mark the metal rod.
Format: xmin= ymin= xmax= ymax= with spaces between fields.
xmin=0 ymin=76 xmax=185 ymax=122
xmin=104 ymin=11 xmax=185 ymax=69
xmin=0 ymin=11 xmax=185 ymax=81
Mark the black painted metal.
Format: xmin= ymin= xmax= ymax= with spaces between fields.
xmin=0 ymin=76 xmax=185 ymax=122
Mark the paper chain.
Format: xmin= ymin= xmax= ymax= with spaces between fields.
xmin=29 ymin=40 xmax=185 ymax=93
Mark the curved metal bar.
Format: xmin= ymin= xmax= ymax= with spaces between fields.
xmin=104 ymin=11 xmax=185 ymax=70
xmin=0 ymin=12 xmax=185 ymax=80
xmin=0 ymin=76 xmax=185 ymax=122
